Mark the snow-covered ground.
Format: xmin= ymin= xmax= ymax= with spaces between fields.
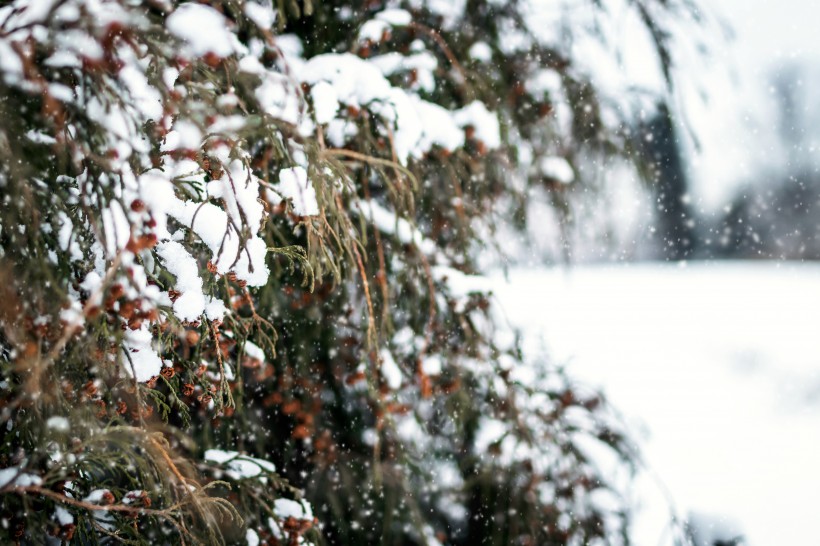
xmin=492 ymin=261 xmax=820 ymax=545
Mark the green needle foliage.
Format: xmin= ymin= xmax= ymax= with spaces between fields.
xmin=0 ymin=0 xmax=697 ymax=544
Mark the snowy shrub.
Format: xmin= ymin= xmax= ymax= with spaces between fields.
xmin=0 ymin=0 xmax=695 ymax=544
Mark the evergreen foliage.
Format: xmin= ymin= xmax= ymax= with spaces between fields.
xmin=0 ymin=0 xmax=696 ymax=544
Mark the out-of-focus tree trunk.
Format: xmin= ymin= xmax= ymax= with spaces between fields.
xmin=645 ymin=103 xmax=697 ymax=260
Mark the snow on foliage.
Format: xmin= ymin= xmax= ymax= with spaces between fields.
xmin=166 ymin=3 xmax=237 ymax=57
xmin=274 ymin=167 xmax=320 ymax=216
xmin=0 ymin=0 xmax=695 ymax=543
xmin=539 ymin=155 xmax=575 ymax=184
xmin=204 ymin=449 xmax=277 ymax=480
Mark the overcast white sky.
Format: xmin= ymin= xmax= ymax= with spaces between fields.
xmin=682 ymin=0 xmax=820 ymax=207
xmin=715 ymin=0 xmax=820 ymax=69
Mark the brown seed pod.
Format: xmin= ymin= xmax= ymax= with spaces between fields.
xmin=139 ymin=233 xmax=157 ymax=249
xmin=263 ymin=392 xmax=283 ymax=407
xmin=109 ymin=284 xmax=125 ymax=300
xmin=203 ymin=52 xmax=222 ymax=68
xmin=22 ymin=341 xmax=38 ymax=358
xmin=386 ymin=403 xmax=412 ymax=415
xmin=440 ymin=377 xmax=461 ymax=395
xmin=291 ymin=425 xmax=310 ymax=440
xmin=185 ymin=330 xmax=200 ymax=346
xmin=95 ymin=400 xmax=107 ymax=419
xmin=313 ymin=431 xmax=331 ymax=452
xmin=345 ymin=371 xmax=366 ymax=385
xmin=60 ymin=524 xmax=76 ymax=541
xmin=181 ymin=383 xmax=195 ymax=396
xmin=298 ymin=412 xmax=314 ymax=427
xmin=119 ymin=301 xmax=136 ymax=320
xmin=83 ymin=381 xmax=98 ymax=397
xmin=281 ymin=399 xmax=301 ymax=415
xmin=103 ymin=296 xmax=118 ymax=312
xmin=160 ymin=366 xmax=175 ymax=379
xmin=127 ymin=317 xmax=143 ymax=330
